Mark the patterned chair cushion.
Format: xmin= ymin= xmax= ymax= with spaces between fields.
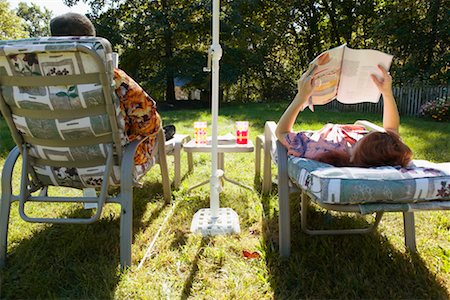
xmin=288 ymin=157 xmax=450 ymax=205
xmin=0 ymin=37 xmax=140 ymax=189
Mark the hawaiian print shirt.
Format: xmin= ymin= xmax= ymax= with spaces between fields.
xmin=113 ymin=68 xmax=161 ymax=168
xmin=282 ymin=124 xmax=368 ymax=160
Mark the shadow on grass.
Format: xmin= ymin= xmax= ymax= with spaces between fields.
xmin=0 ymin=181 xmax=168 ymax=299
xmin=180 ymin=237 xmax=210 ymax=300
xmin=164 ymin=195 xmax=214 ymax=299
xmin=261 ymin=192 xmax=449 ymax=299
xmin=169 ymin=194 xmax=210 ymax=252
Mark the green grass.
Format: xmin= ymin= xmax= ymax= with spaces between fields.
xmin=0 ymin=103 xmax=449 ymax=299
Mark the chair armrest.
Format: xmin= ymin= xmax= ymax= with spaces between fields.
xmin=165 ymin=134 xmax=190 ymax=154
xmin=354 ymin=120 xmax=384 ymax=132
xmin=165 ymin=134 xmax=190 ymax=146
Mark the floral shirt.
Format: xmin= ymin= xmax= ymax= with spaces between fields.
xmin=282 ymin=124 xmax=368 ymax=160
xmin=113 ymin=68 xmax=161 ymax=168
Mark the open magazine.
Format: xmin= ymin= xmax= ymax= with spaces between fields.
xmin=302 ymin=44 xmax=393 ymax=111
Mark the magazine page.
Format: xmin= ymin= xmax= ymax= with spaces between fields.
xmin=337 ymin=47 xmax=393 ymax=104
xmin=308 ymin=44 xmax=346 ymax=106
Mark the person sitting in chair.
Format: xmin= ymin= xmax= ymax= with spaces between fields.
xmin=275 ymin=65 xmax=413 ymax=167
xmin=50 ymin=13 xmax=172 ymax=173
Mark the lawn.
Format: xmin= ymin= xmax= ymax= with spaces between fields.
xmin=0 ymin=102 xmax=449 ymax=299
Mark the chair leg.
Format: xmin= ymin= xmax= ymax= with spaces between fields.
xmin=119 ymin=189 xmax=133 ymax=270
xmin=119 ymin=142 xmax=138 ymax=270
xmin=403 ymin=212 xmax=417 ymax=252
xmin=0 ymin=146 xmax=20 ymax=268
xmin=277 ymin=141 xmax=291 ymax=256
xmin=173 ymin=142 xmax=181 ymax=189
xmin=160 ymin=156 xmax=172 ymax=203
xmin=300 ymin=191 xmax=309 ymax=233
xmin=157 ymin=129 xmax=172 ymax=203
xmin=255 ymin=135 xmax=263 ymax=180
xmin=262 ymin=137 xmax=272 ymax=195
xmin=186 ymin=136 xmax=193 ymax=173
xmin=0 ymin=193 xmax=12 ymax=268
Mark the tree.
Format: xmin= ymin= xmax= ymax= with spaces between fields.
xmin=87 ymin=0 xmax=210 ymax=103
xmin=64 ymin=0 xmax=121 ymax=17
xmin=16 ymin=2 xmax=52 ymax=37
xmin=374 ymin=0 xmax=449 ymax=84
xmin=0 ymin=0 xmax=28 ymax=40
xmin=64 ymin=0 xmax=449 ymax=102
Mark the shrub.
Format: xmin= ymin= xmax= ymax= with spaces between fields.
xmin=419 ymin=96 xmax=450 ymax=122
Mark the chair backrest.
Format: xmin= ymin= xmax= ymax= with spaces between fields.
xmin=0 ymin=37 xmax=126 ymax=189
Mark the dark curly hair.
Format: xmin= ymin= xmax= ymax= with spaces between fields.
xmin=50 ymin=13 xmax=96 ymax=37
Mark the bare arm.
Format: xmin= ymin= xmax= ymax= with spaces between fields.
xmin=275 ymin=71 xmax=315 ymax=141
xmin=371 ymin=65 xmax=400 ymax=134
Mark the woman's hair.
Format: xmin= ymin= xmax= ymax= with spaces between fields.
xmin=314 ymin=150 xmax=351 ymax=167
xmin=351 ymin=131 xmax=413 ymax=167
xmin=50 ymin=13 xmax=96 ymax=37
xmin=315 ymin=131 xmax=413 ymax=168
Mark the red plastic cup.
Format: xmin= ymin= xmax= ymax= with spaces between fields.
xmin=236 ymin=121 xmax=248 ymax=144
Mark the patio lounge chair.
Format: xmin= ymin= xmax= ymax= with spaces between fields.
xmin=0 ymin=37 xmax=171 ymax=269
xmin=262 ymin=121 xmax=450 ymax=256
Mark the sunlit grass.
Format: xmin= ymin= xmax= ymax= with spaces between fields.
xmin=0 ymin=103 xmax=449 ymax=298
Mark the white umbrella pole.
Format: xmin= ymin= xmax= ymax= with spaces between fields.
xmin=189 ymin=0 xmax=240 ymax=235
xmin=209 ymin=0 xmax=221 ymax=218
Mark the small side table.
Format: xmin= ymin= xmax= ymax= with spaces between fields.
xmin=183 ymin=139 xmax=254 ymax=192
xmin=165 ymin=134 xmax=193 ymax=188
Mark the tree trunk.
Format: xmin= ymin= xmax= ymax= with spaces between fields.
xmin=161 ymin=0 xmax=176 ymax=103
xmin=423 ymin=0 xmax=441 ymax=70
xmin=306 ymin=1 xmax=320 ymax=61
xmin=323 ymin=0 xmax=340 ymax=45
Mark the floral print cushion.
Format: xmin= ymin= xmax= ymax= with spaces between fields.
xmin=0 ymin=37 xmax=135 ymax=189
xmin=113 ymin=68 xmax=161 ymax=177
xmin=288 ymin=157 xmax=450 ymax=204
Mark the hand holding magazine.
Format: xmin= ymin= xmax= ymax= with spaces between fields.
xmin=302 ymin=44 xmax=393 ymax=111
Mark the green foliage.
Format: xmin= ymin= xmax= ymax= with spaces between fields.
xmin=0 ymin=0 xmax=28 ymax=40
xmin=86 ymin=0 xmax=210 ymax=103
xmin=16 ymin=2 xmax=52 ymax=37
xmin=373 ymin=0 xmax=449 ymax=84
xmin=419 ymin=96 xmax=450 ymax=122
xmin=65 ymin=0 xmax=448 ymax=103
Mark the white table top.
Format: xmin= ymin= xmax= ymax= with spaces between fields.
xmin=183 ymin=139 xmax=254 ymax=153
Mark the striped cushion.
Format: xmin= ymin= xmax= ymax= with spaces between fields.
xmin=288 ymin=157 xmax=450 ymax=204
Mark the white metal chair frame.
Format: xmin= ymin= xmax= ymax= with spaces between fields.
xmin=261 ymin=120 xmax=450 ymax=257
xmin=0 ymin=39 xmax=171 ymax=270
